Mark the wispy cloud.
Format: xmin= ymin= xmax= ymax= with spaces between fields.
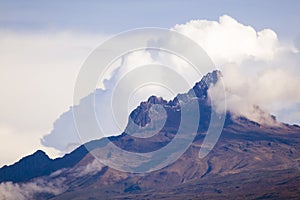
xmin=0 ymin=177 xmax=66 ymax=200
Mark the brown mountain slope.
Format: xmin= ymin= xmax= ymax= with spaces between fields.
xmin=50 ymin=119 xmax=300 ymax=200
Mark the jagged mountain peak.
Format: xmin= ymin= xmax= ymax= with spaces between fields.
xmin=128 ymin=70 xmax=221 ymax=129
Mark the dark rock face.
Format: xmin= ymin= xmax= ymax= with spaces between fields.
xmin=0 ymin=150 xmax=52 ymax=183
xmin=0 ymin=146 xmax=89 ymax=183
xmin=129 ymin=70 xmax=221 ymax=126
xmin=129 ymin=95 xmax=168 ymax=127
xmin=190 ymin=70 xmax=221 ymax=98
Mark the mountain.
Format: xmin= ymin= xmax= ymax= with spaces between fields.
xmin=1 ymin=70 xmax=300 ymax=199
xmin=0 ymin=145 xmax=88 ymax=183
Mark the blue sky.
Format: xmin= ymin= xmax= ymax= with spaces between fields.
xmin=0 ymin=0 xmax=299 ymax=40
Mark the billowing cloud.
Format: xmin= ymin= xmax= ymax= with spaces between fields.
xmin=173 ymin=15 xmax=300 ymax=125
xmin=209 ymin=65 xmax=300 ymax=125
xmin=173 ymin=15 xmax=283 ymax=65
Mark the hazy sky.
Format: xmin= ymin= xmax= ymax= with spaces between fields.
xmin=0 ymin=1 xmax=299 ymax=167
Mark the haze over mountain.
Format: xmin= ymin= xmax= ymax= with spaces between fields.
xmin=1 ymin=71 xmax=300 ymax=200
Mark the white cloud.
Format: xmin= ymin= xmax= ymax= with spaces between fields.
xmin=72 ymin=159 xmax=104 ymax=177
xmin=173 ymin=15 xmax=300 ymax=125
xmin=209 ymin=65 xmax=300 ymax=125
xmin=173 ymin=15 xmax=283 ymax=65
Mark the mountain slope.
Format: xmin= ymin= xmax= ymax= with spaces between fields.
xmin=48 ymin=119 xmax=300 ymax=199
